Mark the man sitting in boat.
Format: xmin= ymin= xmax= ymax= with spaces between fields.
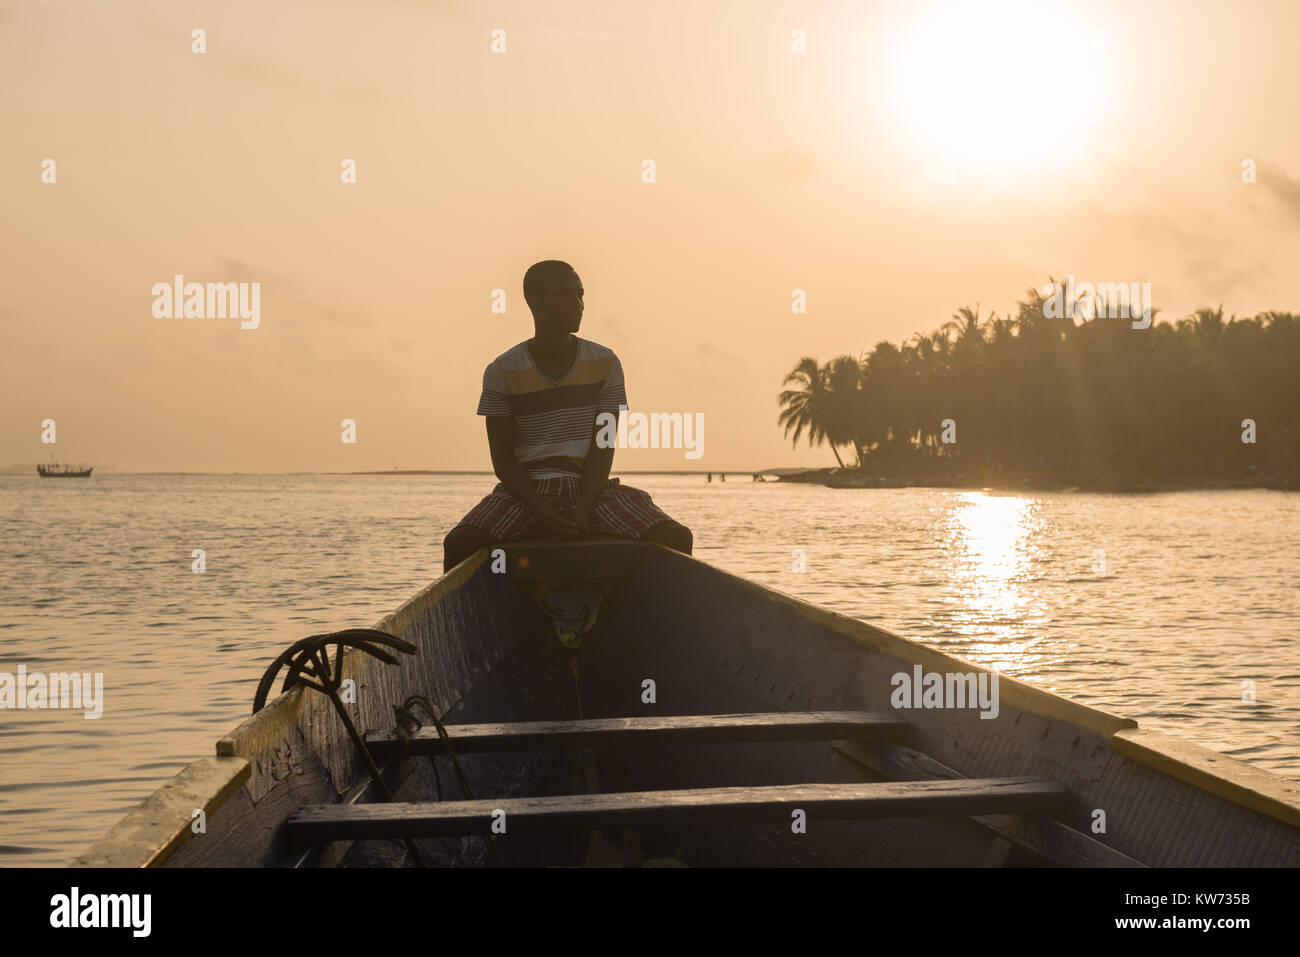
xmin=443 ymin=260 xmax=693 ymax=571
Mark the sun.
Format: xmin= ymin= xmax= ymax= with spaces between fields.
xmin=887 ymin=0 xmax=1109 ymax=183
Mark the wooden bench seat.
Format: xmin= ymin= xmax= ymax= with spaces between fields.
xmin=287 ymin=777 xmax=1069 ymax=842
xmin=365 ymin=710 xmax=908 ymax=758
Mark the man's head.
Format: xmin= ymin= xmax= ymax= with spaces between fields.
xmin=523 ymin=260 xmax=583 ymax=335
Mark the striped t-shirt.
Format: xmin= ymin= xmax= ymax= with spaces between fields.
xmin=477 ymin=338 xmax=627 ymax=478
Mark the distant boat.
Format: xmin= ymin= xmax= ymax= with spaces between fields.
xmin=37 ymin=462 xmax=93 ymax=478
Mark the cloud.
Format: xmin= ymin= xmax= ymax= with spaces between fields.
xmin=1182 ymin=257 xmax=1272 ymax=303
xmin=697 ymin=340 xmax=746 ymax=365
xmin=211 ymin=50 xmax=379 ymax=101
xmin=540 ymin=27 xmax=621 ymax=40
xmin=1255 ymin=160 xmax=1300 ymax=222
xmin=215 ymin=256 xmax=373 ymax=328
xmin=1126 ymin=201 xmax=1273 ymax=307
xmin=135 ymin=17 xmax=378 ymax=100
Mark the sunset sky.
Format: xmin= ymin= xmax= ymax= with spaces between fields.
xmin=3 ymin=0 xmax=1298 ymax=472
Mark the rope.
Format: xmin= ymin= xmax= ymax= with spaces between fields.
xmin=392 ymin=695 xmax=503 ymax=868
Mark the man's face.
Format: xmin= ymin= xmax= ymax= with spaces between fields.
xmin=542 ymin=270 xmax=584 ymax=334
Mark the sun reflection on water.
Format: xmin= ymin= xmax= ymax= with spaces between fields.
xmin=937 ymin=492 xmax=1047 ymax=671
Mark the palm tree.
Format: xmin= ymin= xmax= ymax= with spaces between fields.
xmin=859 ymin=340 xmax=908 ymax=458
xmin=905 ymin=329 xmax=954 ymax=452
xmin=778 ymin=357 xmax=845 ymax=467
xmin=779 ymin=281 xmax=1300 ymax=485
xmin=823 ymin=355 xmax=866 ymax=466
xmin=943 ymin=304 xmax=985 ymax=350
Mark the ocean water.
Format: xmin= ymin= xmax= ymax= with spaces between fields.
xmin=0 ymin=473 xmax=1296 ymax=866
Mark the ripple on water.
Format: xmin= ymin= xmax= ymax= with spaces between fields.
xmin=1 ymin=476 xmax=1296 ymax=867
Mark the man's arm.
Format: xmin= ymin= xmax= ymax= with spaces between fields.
xmin=485 ymin=415 xmax=540 ymax=507
xmin=573 ymin=413 xmax=615 ymax=534
xmin=485 ymin=415 xmax=578 ymax=535
xmin=573 ymin=355 xmax=626 ymax=535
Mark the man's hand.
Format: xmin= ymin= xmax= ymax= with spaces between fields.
xmin=571 ymin=501 xmax=595 ymax=538
xmin=531 ymin=495 xmax=580 ymax=537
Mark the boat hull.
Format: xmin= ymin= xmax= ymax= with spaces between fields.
xmin=74 ymin=541 xmax=1300 ymax=867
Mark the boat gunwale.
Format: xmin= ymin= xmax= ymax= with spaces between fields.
xmin=215 ymin=550 xmax=489 ymax=760
xmin=691 ymin=544 xmax=1300 ymax=832
xmin=70 ymin=540 xmax=1300 ymax=867
xmin=1112 ymin=728 xmax=1300 ymax=830
xmin=72 ymin=549 xmax=490 ymax=868
xmin=70 ymin=757 xmax=251 ymax=868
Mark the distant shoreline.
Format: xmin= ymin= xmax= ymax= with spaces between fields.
xmin=4 ymin=467 xmax=1295 ymax=491
xmin=2 ymin=468 xmax=784 ymax=476
xmin=777 ymin=466 xmax=1299 ymax=493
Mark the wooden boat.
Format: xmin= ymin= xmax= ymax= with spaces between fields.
xmin=74 ymin=541 xmax=1300 ymax=867
xmin=37 ymin=462 xmax=93 ymax=478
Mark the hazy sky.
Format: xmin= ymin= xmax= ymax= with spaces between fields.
xmin=3 ymin=0 xmax=1299 ymax=472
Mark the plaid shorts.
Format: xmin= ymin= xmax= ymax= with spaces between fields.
xmin=454 ymin=475 xmax=675 ymax=541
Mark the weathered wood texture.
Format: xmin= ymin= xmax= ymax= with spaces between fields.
xmin=166 ymin=550 xmax=593 ymax=866
xmin=71 ymin=757 xmax=250 ymax=868
xmin=831 ymin=739 xmax=1145 ymax=867
xmin=74 ymin=539 xmax=1300 ymax=868
xmin=575 ymin=542 xmax=1300 ymax=867
xmin=1112 ymin=729 xmax=1300 ymax=829
xmin=364 ymin=711 xmax=907 ymax=757
xmin=287 ymin=777 xmax=1070 ymax=841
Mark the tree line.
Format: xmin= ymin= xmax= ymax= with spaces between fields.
xmin=778 ymin=281 xmax=1299 ymax=481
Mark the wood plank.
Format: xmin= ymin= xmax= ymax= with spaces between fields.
xmin=70 ymin=757 xmax=251 ymax=868
xmin=287 ymin=777 xmax=1069 ymax=841
xmin=499 ymin=540 xmax=649 ymax=580
xmin=365 ymin=711 xmax=907 ymax=758
xmin=1112 ymin=729 xmax=1300 ymax=830
xmin=831 ymin=739 xmax=1146 ymax=867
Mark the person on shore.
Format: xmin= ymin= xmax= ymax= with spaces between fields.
xmin=442 ymin=260 xmax=693 ymax=572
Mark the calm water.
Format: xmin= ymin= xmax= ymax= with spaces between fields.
xmin=1 ymin=474 xmax=1297 ymax=866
